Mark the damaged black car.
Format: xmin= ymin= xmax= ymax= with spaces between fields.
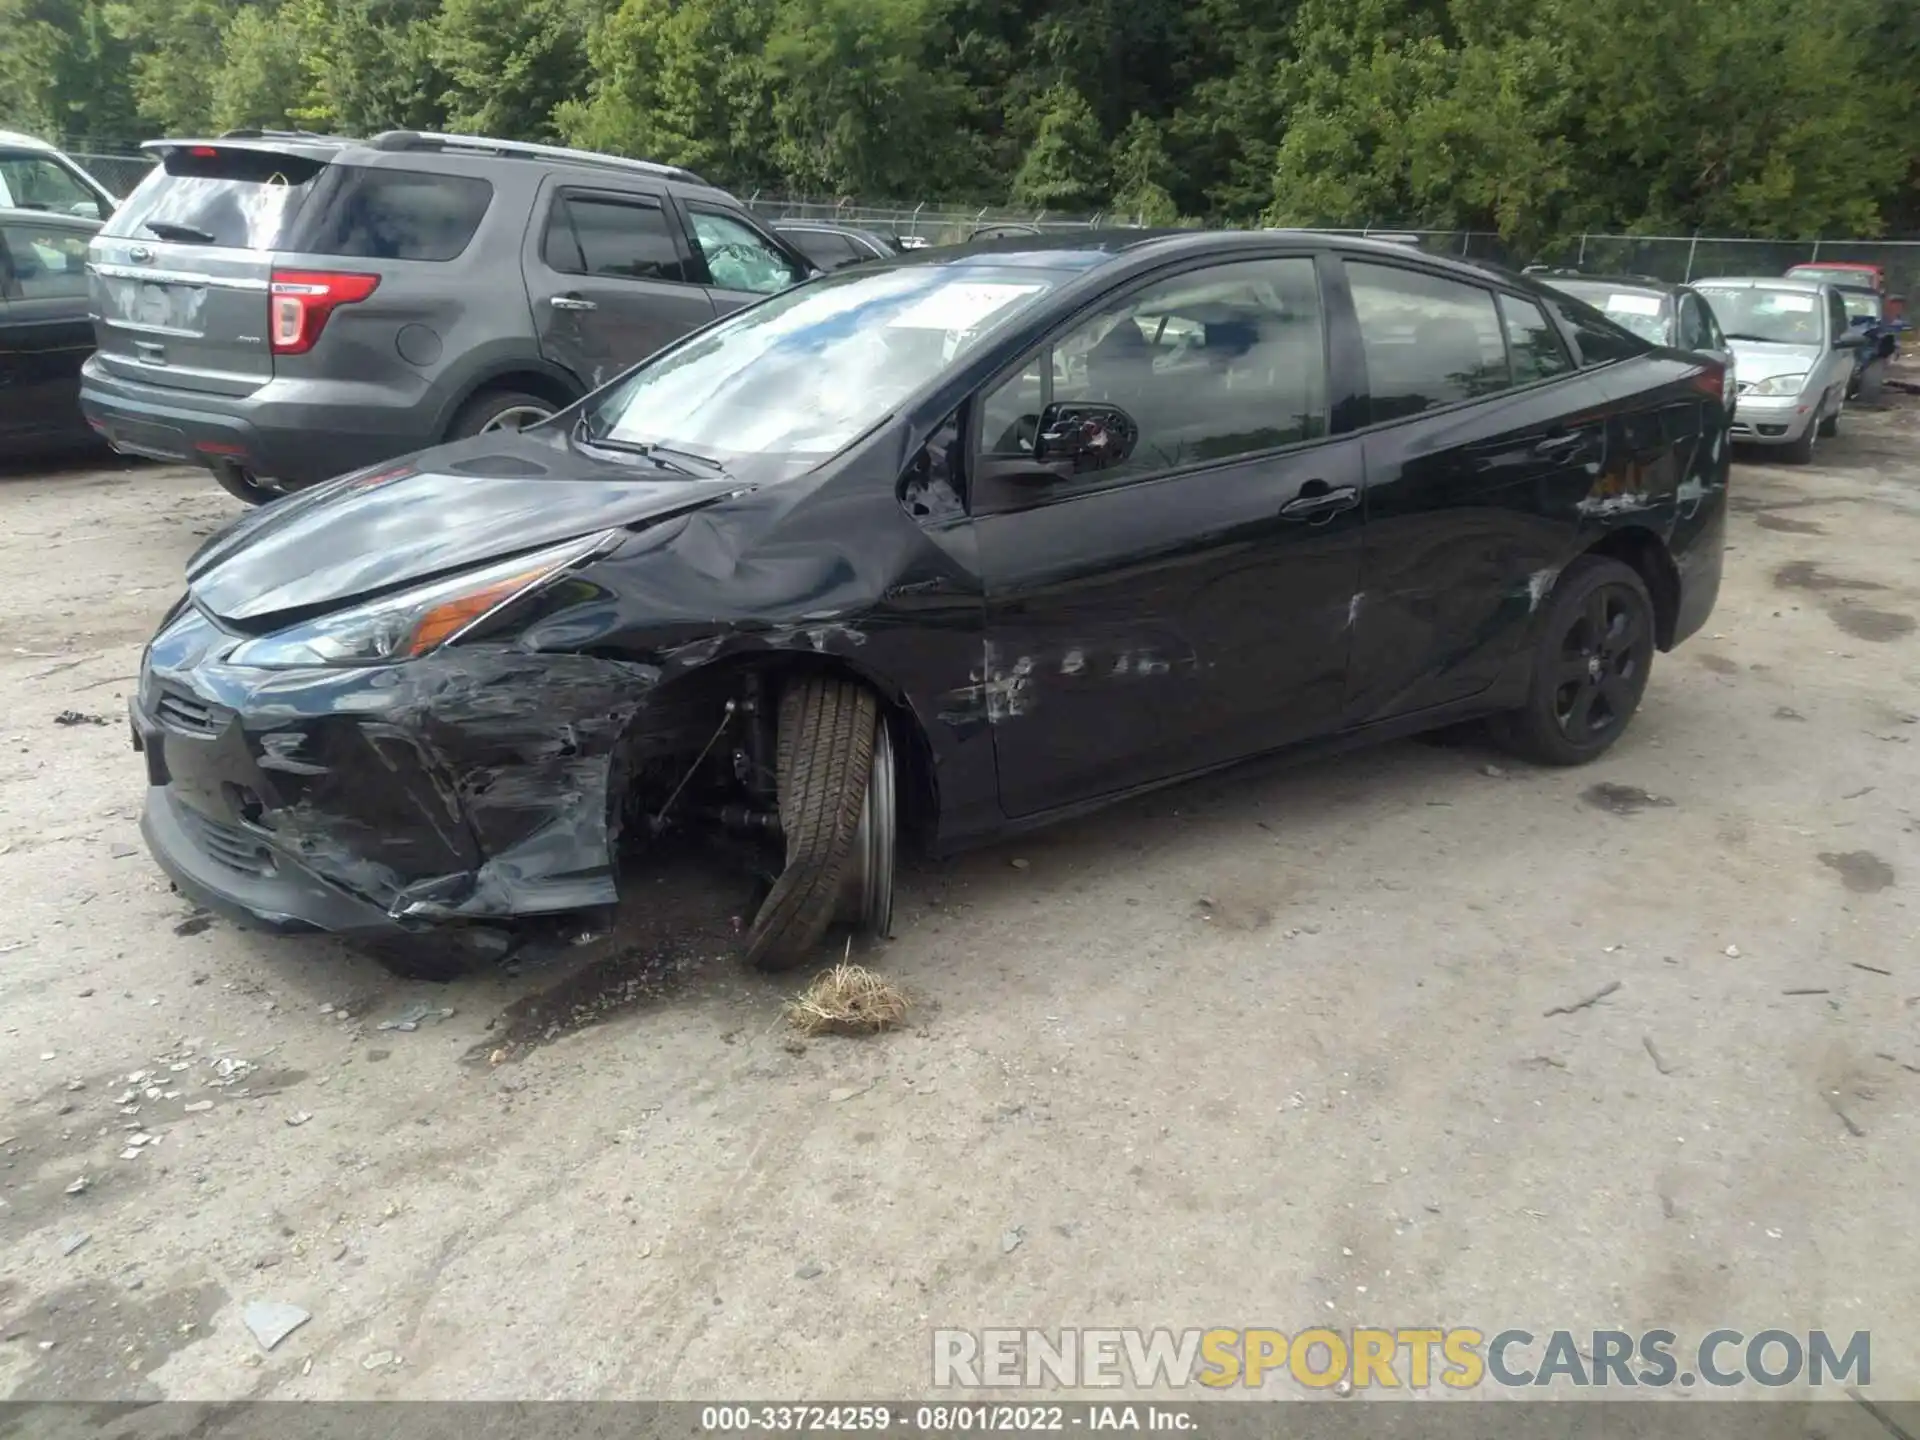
xmin=132 ymin=230 xmax=1728 ymax=977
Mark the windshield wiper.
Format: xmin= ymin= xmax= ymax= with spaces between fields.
xmin=143 ymin=220 xmax=217 ymax=244
xmin=572 ymin=413 xmax=725 ymax=477
xmin=1721 ymin=331 xmax=1795 ymax=344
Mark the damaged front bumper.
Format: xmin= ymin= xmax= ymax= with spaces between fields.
xmin=132 ymin=601 xmax=662 ymax=945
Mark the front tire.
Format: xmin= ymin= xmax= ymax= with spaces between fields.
xmin=744 ymin=677 xmax=890 ymax=972
xmin=1491 ymin=556 xmax=1656 ymax=766
xmin=1782 ymin=418 xmax=1818 ymax=464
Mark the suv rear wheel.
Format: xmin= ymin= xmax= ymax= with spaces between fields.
xmin=448 ymin=389 xmax=557 ymax=439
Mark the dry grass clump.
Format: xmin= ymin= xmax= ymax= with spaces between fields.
xmin=785 ymin=960 xmax=910 ymax=1036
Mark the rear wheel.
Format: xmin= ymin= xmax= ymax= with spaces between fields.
xmin=744 ymin=677 xmax=893 ymax=972
xmin=211 ymin=463 xmax=281 ymax=506
xmin=448 ymin=389 xmax=558 ymax=440
xmin=1490 ymin=556 xmax=1656 ymax=766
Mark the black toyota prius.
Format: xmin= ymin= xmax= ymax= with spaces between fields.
xmin=132 ymin=230 xmax=1729 ymax=976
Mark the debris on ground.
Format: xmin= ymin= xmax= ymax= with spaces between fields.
xmin=63 ymin=1177 xmax=88 ymax=1196
xmin=183 ymin=1100 xmax=213 ymax=1113
xmin=1725 ymin=945 xmax=1742 ymax=958
xmin=362 ymin=1350 xmax=398 ymax=1370
xmin=53 ymin=710 xmax=111 ymax=727
xmin=1783 ymin=988 xmax=1830 ymax=997
xmin=1852 ymin=963 xmax=1894 ymax=977
xmin=285 ymin=1111 xmax=312 ymax=1127
xmin=377 ymin=1003 xmax=456 ymax=1032
xmin=827 ymin=1084 xmax=872 ymax=1103
xmin=785 ymin=962 xmax=910 ymax=1037
xmin=59 ymin=1233 xmax=89 ymax=1257
xmin=1001 ymin=1226 xmax=1026 ymax=1254
xmin=795 ymin=1262 xmax=825 ymax=1280
xmin=1582 ymin=783 xmax=1675 ymax=815
xmin=1543 ymin=980 xmax=1621 ymax=1017
xmin=241 ymin=1301 xmax=311 ymax=1351
xmin=173 ymin=915 xmax=212 ymax=937
xmin=1643 ymin=1036 xmax=1674 ymax=1075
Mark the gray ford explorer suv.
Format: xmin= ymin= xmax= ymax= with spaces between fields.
xmin=80 ymin=130 xmax=816 ymax=504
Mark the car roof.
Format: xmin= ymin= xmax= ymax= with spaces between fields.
xmin=1692 ymin=275 xmax=1832 ymax=292
xmin=0 ymin=205 xmax=101 ymax=233
xmin=142 ymin=130 xmax=726 ymax=196
xmin=908 ymin=227 xmax=1569 ymax=289
xmin=0 ymin=130 xmax=60 ymax=153
xmin=1532 ymin=271 xmax=1684 ymax=296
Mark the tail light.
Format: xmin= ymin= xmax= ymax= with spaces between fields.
xmin=269 ymin=270 xmax=379 ymax=355
xmin=1689 ymin=361 xmax=1731 ymax=407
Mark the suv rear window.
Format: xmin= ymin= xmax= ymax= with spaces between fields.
xmin=104 ymin=147 xmax=327 ymax=250
xmin=296 ymin=167 xmax=493 ymax=261
xmin=102 ymin=151 xmax=491 ymax=260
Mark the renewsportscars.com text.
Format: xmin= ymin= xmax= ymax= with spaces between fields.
xmin=931 ymin=1327 xmax=1871 ymax=1390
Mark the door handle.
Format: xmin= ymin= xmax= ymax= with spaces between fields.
xmin=1535 ymin=430 xmax=1587 ymax=455
xmin=549 ymin=295 xmax=597 ymax=312
xmin=1279 ymin=483 xmax=1359 ymax=523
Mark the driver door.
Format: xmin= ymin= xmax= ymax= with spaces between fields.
xmin=968 ymin=252 xmax=1366 ymax=817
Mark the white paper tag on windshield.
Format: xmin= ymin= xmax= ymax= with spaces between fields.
xmin=1767 ymin=294 xmax=1816 ymax=312
xmin=1606 ymin=293 xmax=1663 ymax=316
xmin=887 ymin=283 xmax=1044 ymax=333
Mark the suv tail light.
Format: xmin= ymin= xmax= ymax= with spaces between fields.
xmin=269 ymin=270 xmax=379 ymax=355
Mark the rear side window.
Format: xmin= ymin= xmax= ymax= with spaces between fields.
xmin=542 ymin=194 xmax=690 ymax=284
xmin=1540 ymin=295 xmax=1648 ymax=367
xmin=294 ymin=167 xmax=492 ymax=261
xmin=1346 ymin=261 xmax=1510 ymax=422
xmin=1498 ymin=294 xmax=1573 ymax=384
xmin=0 ymin=153 xmax=101 ymax=217
xmin=784 ymin=228 xmax=858 ymax=269
xmin=1 ymin=220 xmax=91 ymax=300
xmin=102 ymin=147 xmax=326 ymax=250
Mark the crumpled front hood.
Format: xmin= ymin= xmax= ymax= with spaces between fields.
xmin=188 ymin=432 xmax=745 ymax=624
xmin=1728 ymin=340 xmax=1823 ymax=386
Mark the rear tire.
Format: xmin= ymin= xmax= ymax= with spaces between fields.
xmin=744 ymin=677 xmax=882 ymax=972
xmin=211 ymin=463 xmax=281 ymax=506
xmin=447 ymin=389 xmax=558 ymax=440
xmin=1490 ymin=556 xmax=1656 ymax=767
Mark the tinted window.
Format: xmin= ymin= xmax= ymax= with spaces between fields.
xmin=689 ymin=208 xmax=804 ymax=295
xmin=2 ymin=220 xmax=91 ymax=300
xmin=783 ymin=228 xmax=859 ymax=269
xmin=979 ymin=256 xmax=1328 ymax=483
xmin=1347 ymin=262 xmax=1508 ymax=421
xmin=1540 ymin=294 xmax=1648 ymax=366
xmin=0 ymin=153 xmax=99 ymax=216
xmin=101 ymin=147 xmax=326 ymax=250
xmin=295 ymin=167 xmax=491 ymax=261
xmin=1498 ymin=293 xmax=1572 ymax=384
xmin=544 ymin=195 xmax=689 ymax=283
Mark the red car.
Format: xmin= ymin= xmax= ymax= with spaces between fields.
xmin=1786 ymin=262 xmax=1904 ymax=320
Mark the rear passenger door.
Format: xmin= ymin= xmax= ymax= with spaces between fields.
xmin=679 ymin=203 xmax=810 ymax=316
xmin=1340 ymin=259 xmax=1610 ymax=724
xmin=0 ymin=219 xmax=95 ymax=448
xmin=525 ymin=182 xmax=716 ymax=388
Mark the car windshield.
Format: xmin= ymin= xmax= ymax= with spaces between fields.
xmin=1695 ymin=285 xmax=1824 ymax=345
xmin=586 ymin=263 xmax=1063 ymax=466
xmin=1544 ymin=281 xmax=1669 ymax=344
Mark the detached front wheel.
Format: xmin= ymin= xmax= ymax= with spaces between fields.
xmin=744 ymin=677 xmax=896 ymax=972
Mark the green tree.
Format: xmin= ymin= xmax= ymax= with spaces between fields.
xmin=288 ymin=0 xmax=448 ymax=134
xmin=435 ymin=0 xmax=591 ymax=141
xmin=1108 ymin=113 xmax=1179 ymax=223
xmin=1010 ymin=82 xmax=1106 ymax=210
xmin=212 ymin=5 xmax=313 ymax=132
xmin=105 ymin=0 xmax=238 ymax=134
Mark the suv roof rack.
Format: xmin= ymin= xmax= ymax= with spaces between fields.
xmin=367 ymin=131 xmax=708 ymax=187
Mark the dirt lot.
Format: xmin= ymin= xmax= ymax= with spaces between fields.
xmin=1 ymin=391 xmax=1918 ymax=1403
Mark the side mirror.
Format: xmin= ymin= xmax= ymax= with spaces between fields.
xmin=1034 ymin=402 xmax=1139 ymax=473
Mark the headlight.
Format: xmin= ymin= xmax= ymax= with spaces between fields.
xmin=228 ymin=531 xmax=617 ymax=668
xmin=1747 ymin=372 xmax=1808 ymax=397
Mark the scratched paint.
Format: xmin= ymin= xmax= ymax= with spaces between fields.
xmin=1525 ymin=567 xmax=1560 ymax=611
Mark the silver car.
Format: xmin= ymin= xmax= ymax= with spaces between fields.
xmin=1692 ymin=276 xmax=1864 ymax=462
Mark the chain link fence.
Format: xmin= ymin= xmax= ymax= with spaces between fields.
xmin=61 ymin=150 xmax=1920 ymax=294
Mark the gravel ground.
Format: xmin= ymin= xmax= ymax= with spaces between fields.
xmin=0 ymin=388 xmax=1917 ymax=1402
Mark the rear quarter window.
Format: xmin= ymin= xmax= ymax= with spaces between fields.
xmin=292 ymin=167 xmax=493 ymax=262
